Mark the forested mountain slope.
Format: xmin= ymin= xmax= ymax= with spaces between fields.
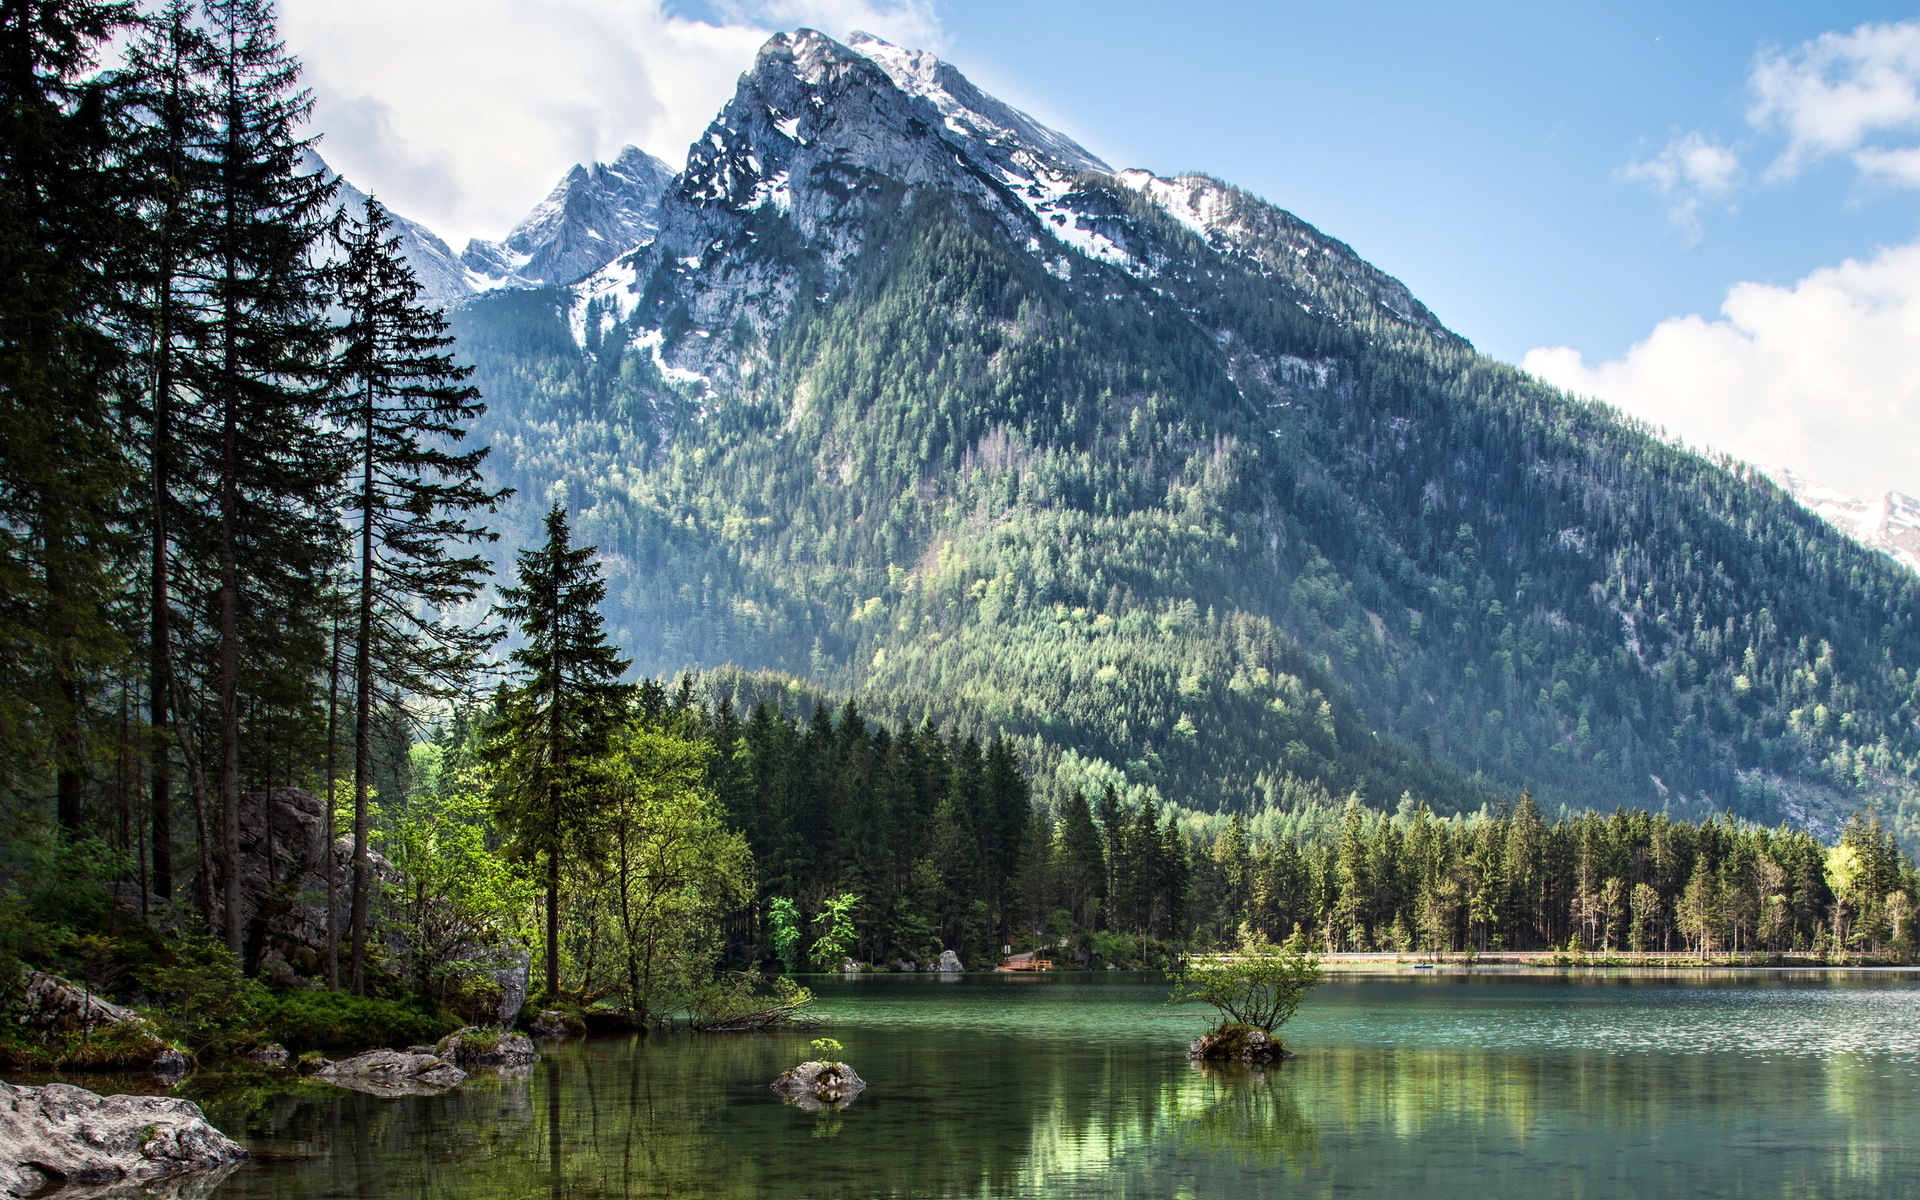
xmin=446 ymin=30 xmax=1920 ymax=840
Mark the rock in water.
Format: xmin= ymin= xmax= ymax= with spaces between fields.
xmin=1187 ymin=1023 xmax=1293 ymax=1063
xmin=310 ymin=1050 xmax=466 ymax=1096
xmin=769 ymin=1061 xmax=867 ymax=1110
xmin=840 ymin=957 xmax=861 ymax=975
xmin=528 ymin=1010 xmax=583 ymax=1037
xmin=434 ymin=1028 xmax=539 ymax=1067
xmin=933 ymin=950 xmax=963 ymax=973
xmin=0 ymin=1082 xmax=246 ymax=1199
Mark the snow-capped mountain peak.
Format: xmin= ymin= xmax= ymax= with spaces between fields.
xmin=842 ymin=31 xmax=1110 ymax=178
xmin=462 ymin=144 xmax=673 ymax=290
xmin=1769 ymin=468 xmax=1920 ymax=575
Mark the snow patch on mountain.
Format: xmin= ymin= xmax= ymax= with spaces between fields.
xmin=1770 ymin=468 xmax=1920 ymax=574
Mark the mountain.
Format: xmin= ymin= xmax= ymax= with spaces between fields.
xmin=306 ymin=151 xmax=473 ymax=309
xmin=1769 ymin=469 xmax=1920 ymax=576
xmin=442 ymin=29 xmax=1920 ymax=842
xmin=461 ymin=145 xmax=674 ymax=290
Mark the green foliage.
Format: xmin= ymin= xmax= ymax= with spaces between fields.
xmin=384 ymin=740 xmax=536 ymax=1003
xmin=1169 ymin=938 xmax=1323 ymax=1033
xmin=141 ymin=936 xmax=270 ymax=1056
xmin=809 ymin=1037 xmax=843 ymax=1065
xmin=768 ymin=897 xmax=803 ymax=975
xmin=686 ymin=969 xmax=813 ymax=1031
xmin=590 ymin=719 xmax=753 ymax=1024
xmin=809 ymin=894 xmax=860 ymax=968
xmin=262 ymin=990 xmax=458 ymax=1054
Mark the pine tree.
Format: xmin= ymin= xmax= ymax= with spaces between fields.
xmin=333 ymin=194 xmax=502 ymax=992
xmin=484 ymin=504 xmax=632 ymax=998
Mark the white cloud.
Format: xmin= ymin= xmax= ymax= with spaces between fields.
xmin=1621 ymin=132 xmax=1741 ymax=238
xmin=1522 ymin=239 xmax=1920 ymax=501
xmin=1747 ymin=19 xmax=1920 ymax=182
xmin=279 ymin=0 xmax=946 ymax=247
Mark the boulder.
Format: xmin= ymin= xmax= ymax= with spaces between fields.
xmin=933 ymin=950 xmax=963 ymax=973
xmin=473 ymin=943 xmax=530 ymax=1028
xmin=527 ymin=1010 xmax=583 ymax=1038
xmin=1187 ymin=1023 xmax=1293 ymax=1063
xmin=11 ymin=971 xmax=183 ymax=1073
xmin=896 ymin=960 xmax=916 ymax=973
xmin=840 ymin=957 xmax=861 ymax=975
xmin=310 ymin=1050 xmax=465 ymax=1097
xmin=244 ymin=1044 xmax=288 ymax=1066
xmin=0 ymin=1082 xmax=246 ymax=1199
xmin=769 ymin=1060 xmax=866 ymax=1110
xmin=434 ymin=1028 xmax=539 ymax=1068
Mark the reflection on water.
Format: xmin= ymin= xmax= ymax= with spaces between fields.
xmin=145 ymin=973 xmax=1920 ymax=1199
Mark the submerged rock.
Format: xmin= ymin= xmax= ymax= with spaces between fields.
xmin=0 ymin=1081 xmax=246 ymax=1199
xmin=1187 ymin=1023 xmax=1293 ymax=1063
xmin=770 ymin=1061 xmax=866 ymax=1110
xmin=434 ymin=1027 xmax=539 ymax=1067
xmin=310 ymin=1050 xmax=466 ymax=1096
xmin=932 ymin=950 xmax=962 ymax=973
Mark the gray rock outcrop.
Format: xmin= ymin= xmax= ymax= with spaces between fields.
xmin=310 ymin=1050 xmax=465 ymax=1097
xmin=13 ymin=972 xmax=181 ymax=1073
xmin=0 ymin=1082 xmax=246 ymax=1199
xmin=933 ymin=950 xmax=963 ymax=973
xmin=769 ymin=1061 xmax=866 ymax=1111
xmin=434 ymin=1028 xmax=539 ymax=1068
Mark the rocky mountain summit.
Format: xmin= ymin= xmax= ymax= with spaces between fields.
xmin=462 ymin=145 xmax=673 ymax=291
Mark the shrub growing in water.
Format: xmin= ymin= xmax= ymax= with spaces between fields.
xmin=1168 ymin=934 xmax=1323 ymax=1034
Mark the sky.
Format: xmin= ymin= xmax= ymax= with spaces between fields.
xmin=280 ymin=0 xmax=1920 ymax=501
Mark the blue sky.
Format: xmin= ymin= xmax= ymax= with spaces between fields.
xmin=285 ymin=0 xmax=1920 ymax=499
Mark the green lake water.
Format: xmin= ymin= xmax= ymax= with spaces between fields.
xmin=145 ymin=972 xmax=1920 ymax=1198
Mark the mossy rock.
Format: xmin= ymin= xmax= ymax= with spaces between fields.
xmin=1187 ymin=1022 xmax=1292 ymax=1062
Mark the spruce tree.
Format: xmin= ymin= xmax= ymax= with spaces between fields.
xmin=484 ymin=505 xmax=632 ymax=998
xmin=189 ymin=0 xmax=341 ymax=951
xmin=0 ymin=0 xmax=137 ymax=821
xmin=119 ymin=0 xmax=214 ymax=900
xmin=333 ymin=193 xmax=503 ymax=993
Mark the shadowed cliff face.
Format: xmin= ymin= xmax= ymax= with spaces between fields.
xmin=449 ymin=29 xmax=1920 ymax=836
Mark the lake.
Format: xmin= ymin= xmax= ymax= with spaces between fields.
xmin=170 ymin=971 xmax=1920 ymax=1199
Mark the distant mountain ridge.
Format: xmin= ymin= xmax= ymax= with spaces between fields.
xmin=352 ymin=29 xmax=1920 ymax=842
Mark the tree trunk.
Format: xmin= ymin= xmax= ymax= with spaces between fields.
xmin=349 ymin=429 xmax=375 ymax=995
xmin=324 ymin=613 xmax=340 ymax=988
xmin=546 ymin=848 xmax=561 ymax=998
xmin=148 ymin=206 xmax=177 ymax=901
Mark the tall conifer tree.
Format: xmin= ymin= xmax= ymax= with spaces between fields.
xmin=333 ymin=193 xmax=502 ymax=992
xmin=485 ymin=505 xmax=631 ymax=998
xmin=191 ymin=0 xmax=341 ymax=951
xmin=0 ymin=0 xmax=136 ymax=820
